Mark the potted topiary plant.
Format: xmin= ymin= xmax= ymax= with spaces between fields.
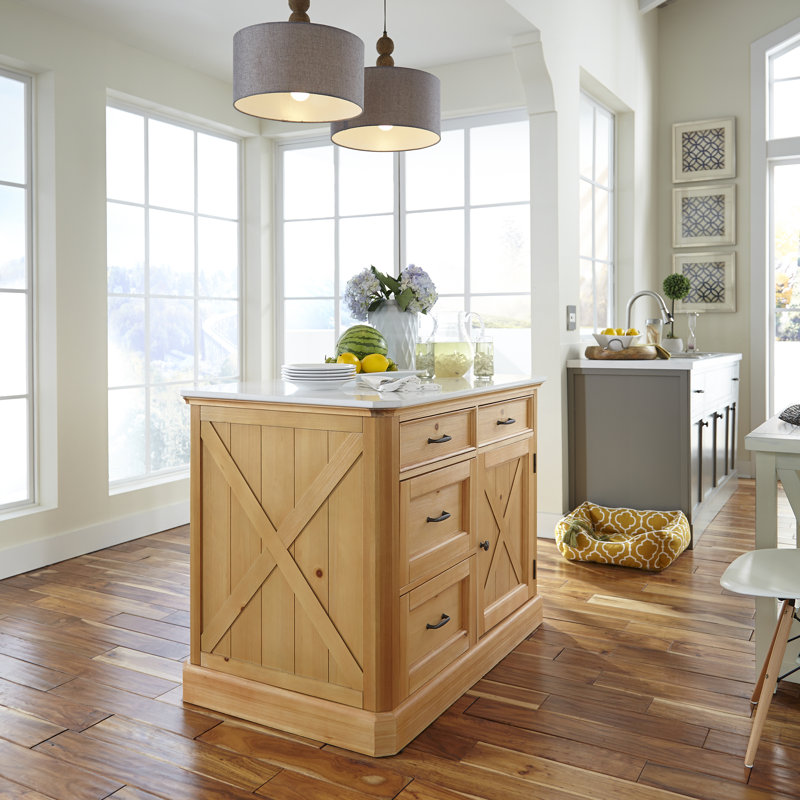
xmin=662 ymin=273 xmax=691 ymax=354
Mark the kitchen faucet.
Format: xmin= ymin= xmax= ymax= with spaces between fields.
xmin=625 ymin=290 xmax=674 ymax=331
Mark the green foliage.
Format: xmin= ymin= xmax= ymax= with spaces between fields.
xmin=662 ymin=273 xmax=691 ymax=301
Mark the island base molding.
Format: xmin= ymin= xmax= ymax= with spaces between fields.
xmin=183 ymin=595 xmax=542 ymax=757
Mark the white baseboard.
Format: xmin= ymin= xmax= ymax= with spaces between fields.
xmin=537 ymin=510 xmax=563 ymax=540
xmin=0 ymin=501 xmax=190 ymax=580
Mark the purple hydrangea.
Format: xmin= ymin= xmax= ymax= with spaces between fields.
xmin=343 ymin=264 xmax=438 ymax=318
xmin=399 ymin=264 xmax=438 ymax=314
xmin=343 ymin=267 xmax=382 ymax=320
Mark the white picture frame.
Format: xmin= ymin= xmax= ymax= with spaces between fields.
xmin=672 ymin=117 xmax=736 ymax=183
xmin=673 ymin=184 xmax=735 ymax=248
xmin=673 ymin=251 xmax=736 ymax=313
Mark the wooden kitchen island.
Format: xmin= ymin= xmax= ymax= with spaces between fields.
xmin=181 ymin=375 xmax=545 ymax=756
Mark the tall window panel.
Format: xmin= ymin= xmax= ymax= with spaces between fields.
xmin=107 ymin=105 xmax=241 ymax=486
xmin=769 ymin=40 xmax=800 ymax=413
xmin=405 ymin=119 xmax=531 ymax=373
xmin=278 ymin=112 xmax=531 ymax=374
xmin=0 ymin=69 xmax=33 ymax=511
xmin=578 ymin=93 xmax=615 ymax=335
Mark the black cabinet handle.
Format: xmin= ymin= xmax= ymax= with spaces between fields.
xmin=426 ymin=613 xmax=451 ymax=630
xmin=497 ymin=418 xmax=516 ymax=426
xmin=479 ymin=540 xmax=490 ymax=551
xmin=426 ymin=511 xmax=451 ymax=523
xmin=713 ymin=412 xmax=724 ymax=419
xmin=732 ymin=377 xmax=739 ymax=381
xmin=427 ymin=434 xmax=452 ymax=444
xmin=693 ymin=389 xmax=705 ymax=394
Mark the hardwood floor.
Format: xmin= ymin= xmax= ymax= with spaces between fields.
xmin=1 ymin=479 xmax=799 ymax=799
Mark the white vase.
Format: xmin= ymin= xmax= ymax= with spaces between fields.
xmin=662 ymin=337 xmax=684 ymax=354
xmin=368 ymin=299 xmax=417 ymax=370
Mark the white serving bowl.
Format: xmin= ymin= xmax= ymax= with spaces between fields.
xmin=593 ymin=333 xmax=641 ymax=350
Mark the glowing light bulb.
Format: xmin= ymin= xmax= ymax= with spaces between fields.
xmin=378 ymin=124 xmax=393 ymax=132
xmin=290 ymin=92 xmax=311 ymax=102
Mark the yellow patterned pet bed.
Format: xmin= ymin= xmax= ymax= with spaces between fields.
xmin=555 ymin=501 xmax=690 ymax=571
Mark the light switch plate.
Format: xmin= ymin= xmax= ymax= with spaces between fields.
xmin=566 ymin=305 xmax=576 ymax=331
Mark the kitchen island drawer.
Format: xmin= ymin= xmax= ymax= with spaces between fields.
xmin=400 ymin=409 xmax=474 ymax=470
xmin=400 ymin=460 xmax=475 ymax=587
xmin=401 ymin=557 xmax=476 ymax=696
xmin=477 ymin=397 xmax=531 ymax=445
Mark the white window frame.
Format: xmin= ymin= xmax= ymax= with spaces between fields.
xmin=0 ymin=66 xmax=34 ymax=513
xmin=106 ymin=101 xmax=244 ymax=491
xmin=274 ymin=109 xmax=530 ymax=364
xmin=578 ymin=91 xmax=616 ymax=336
xmin=751 ymin=19 xmax=800 ymax=424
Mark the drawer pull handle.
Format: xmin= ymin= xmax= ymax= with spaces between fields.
xmin=427 ymin=434 xmax=452 ymax=444
xmin=479 ymin=540 xmax=490 ymax=551
xmin=426 ymin=510 xmax=451 ymax=523
xmin=497 ymin=417 xmax=516 ymax=426
xmin=693 ymin=389 xmax=705 ymax=394
xmin=426 ymin=613 xmax=451 ymax=630
xmin=732 ymin=377 xmax=739 ymax=381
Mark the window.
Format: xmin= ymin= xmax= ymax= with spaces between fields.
xmin=277 ymin=113 xmax=530 ymax=373
xmin=0 ymin=68 xmax=33 ymax=511
xmin=106 ymin=105 xmax=241 ymax=486
xmin=578 ymin=92 xmax=615 ymax=336
xmin=768 ymin=38 xmax=800 ymax=413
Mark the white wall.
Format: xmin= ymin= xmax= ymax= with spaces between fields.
xmin=658 ymin=0 xmax=800 ymax=477
xmin=0 ymin=0 xmax=262 ymax=577
xmin=506 ymin=0 xmax=660 ymax=521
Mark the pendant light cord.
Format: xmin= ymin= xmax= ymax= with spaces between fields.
xmin=376 ymin=0 xmax=394 ymax=66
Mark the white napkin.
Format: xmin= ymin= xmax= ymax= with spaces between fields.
xmin=354 ymin=374 xmax=440 ymax=393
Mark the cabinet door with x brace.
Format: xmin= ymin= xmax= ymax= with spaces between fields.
xmin=476 ymin=436 xmax=536 ymax=637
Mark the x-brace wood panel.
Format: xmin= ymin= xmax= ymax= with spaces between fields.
xmin=483 ymin=457 xmax=523 ymax=588
xmin=199 ymin=420 xmax=364 ymax=688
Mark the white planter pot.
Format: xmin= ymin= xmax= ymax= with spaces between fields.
xmin=662 ymin=337 xmax=684 ymax=354
xmin=367 ymin=299 xmax=417 ymax=370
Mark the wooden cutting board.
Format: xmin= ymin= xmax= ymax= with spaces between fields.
xmin=584 ymin=345 xmax=669 ymax=360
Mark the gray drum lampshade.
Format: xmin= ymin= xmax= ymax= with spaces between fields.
xmin=233 ymin=21 xmax=365 ymax=123
xmin=330 ymin=65 xmax=441 ymax=152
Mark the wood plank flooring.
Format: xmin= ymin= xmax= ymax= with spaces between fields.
xmin=1 ymin=479 xmax=799 ymax=799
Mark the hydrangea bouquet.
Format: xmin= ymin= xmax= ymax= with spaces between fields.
xmin=344 ymin=265 xmax=438 ymax=321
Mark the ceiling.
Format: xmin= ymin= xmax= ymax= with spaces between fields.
xmin=19 ymin=0 xmax=538 ymax=82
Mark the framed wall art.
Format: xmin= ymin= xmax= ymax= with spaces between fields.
xmin=673 ymin=251 xmax=736 ymax=313
xmin=672 ymin=117 xmax=735 ymax=182
xmin=673 ymin=183 xmax=735 ymax=247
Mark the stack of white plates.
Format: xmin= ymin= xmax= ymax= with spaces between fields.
xmin=281 ymin=363 xmax=356 ymax=390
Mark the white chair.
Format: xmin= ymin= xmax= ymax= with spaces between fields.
xmin=720 ymin=548 xmax=800 ymax=768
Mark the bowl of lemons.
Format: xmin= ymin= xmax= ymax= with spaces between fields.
xmin=593 ymin=327 xmax=641 ymax=350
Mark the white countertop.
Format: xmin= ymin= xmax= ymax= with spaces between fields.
xmin=567 ymin=352 xmax=742 ymax=370
xmin=182 ymin=374 xmax=546 ymax=410
xmin=746 ymin=414 xmax=800 ymax=455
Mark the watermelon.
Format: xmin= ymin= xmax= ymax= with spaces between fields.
xmin=336 ymin=325 xmax=388 ymax=360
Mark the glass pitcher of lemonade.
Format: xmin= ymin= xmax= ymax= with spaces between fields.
xmin=430 ymin=311 xmax=485 ymax=378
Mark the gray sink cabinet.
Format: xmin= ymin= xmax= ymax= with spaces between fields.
xmin=567 ymin=354 xmax=741 ymax=545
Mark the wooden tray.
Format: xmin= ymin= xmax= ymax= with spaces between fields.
xmin=584 ymin=345 xmax=669 ymax=360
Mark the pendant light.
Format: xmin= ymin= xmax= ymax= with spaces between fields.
xmin=330 ymin=0 xmax=440 ymax=152
xmin=233 ymin=0 xmax=365 ymax=123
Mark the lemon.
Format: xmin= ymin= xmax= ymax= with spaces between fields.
xmin=601 ymin=328 xmax=615 ymax=335
xmin=625 ymin=328 xmax=639 ymax=336
xmin=615 ymin=328 xmax=624 ymax=335
xmin=336 ymin=352 xmax=361 ymax=373
xmin=361 ymin=353 xmax=390 ymax=373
